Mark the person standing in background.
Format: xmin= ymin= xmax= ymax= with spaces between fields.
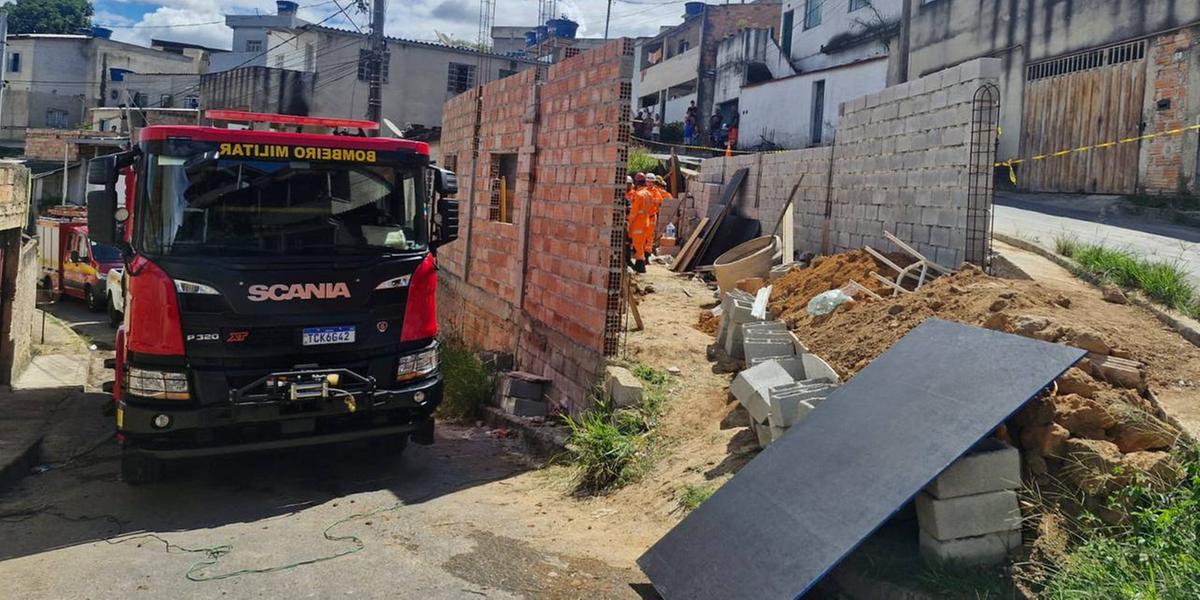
xmin=650 ymin=112 xmax=662 ymax=142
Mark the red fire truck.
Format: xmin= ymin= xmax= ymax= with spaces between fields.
xmin=88 ymin=110 xmax=459 ymax=483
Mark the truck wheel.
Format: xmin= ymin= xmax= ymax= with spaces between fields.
xmin=121 ymin=450 xmax=163 ymax=485
xmin=85 ymin=285 xmax=104 ymax=312
xmin=107 ymin=294 xmax=122 ymax=328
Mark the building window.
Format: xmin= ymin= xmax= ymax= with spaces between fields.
xmin=357 ymin=48 xmax=390 ymax=83
xmin=678 ymin=39 xmax=689 ymax=54
xmin=46 ymin=109 xmax=69 ymax=129
xmin=184 ymin=95 xmax=199 ymax=109
xmin=305 ymin=43 xmax=315 ymax=71
xmin=446 ymin=62 xmax=477 ymax=95
xmin=803 ymin=0 xmax=821 ymax=29
xmin=159 ymin=94 xmax=173 ymax=108
xmin=810 ymin=80 xmax=825 ymax=145
xmin=849 ymin=0 xmax=870 ymax=10
xmin=8 ymin=52 xmax=19 ymax=73
xmin=275 ymin=54 xmax=285 ymax=69
xmin=133 ymin=92 xmax=148 ymax=107
xmin=489 ymin=153 xmax=516 ymax=223
xmin=246 ymin=39 xmax=263 ymax=53
xmin=781 ymin=10 xmax=794 ymax=57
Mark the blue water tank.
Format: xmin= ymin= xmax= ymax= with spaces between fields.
xmin=547 ymin=18 xmax=579 ymax=39
xmin=91 ymin=26 xmax=113 ymax=39
xmin=535 ymin=25 xmax=549 ymax=42
xmin=684 ymin=2 xmax=705 ymax=16
xmin=524 ymin=31 xmax=538 ymax=46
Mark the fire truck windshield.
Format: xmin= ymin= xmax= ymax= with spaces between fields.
xmin=137 ymin=149 xmax=427 ymax=257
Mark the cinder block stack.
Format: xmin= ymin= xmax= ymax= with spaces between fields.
xmin=730 ymin=352 xmax=842 ymax=449
xmin=500 ymin=372 xmax=550 ymax=418
xmin=915 ymin=439 xmax=1023 ymax=565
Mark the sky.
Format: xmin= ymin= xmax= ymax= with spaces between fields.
xmin=73 ymin=0 xmax=676 ymax=50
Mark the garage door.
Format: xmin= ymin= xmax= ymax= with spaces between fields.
xmin=1019 ymin=40 xmax=1146 ymax=194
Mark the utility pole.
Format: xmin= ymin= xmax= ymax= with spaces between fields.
xmin=896 ymin=0 xmax=912 ymax=84
xmin=0 ymin=12 xmax=8 ymax=140
xmin=604 ymin=0 xmax=613 ymax=39
xmin=367 ymin=0 xmax=386 ymax=134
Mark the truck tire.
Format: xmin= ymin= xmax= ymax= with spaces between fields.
xmin=107 ymin=294 xmax=122 ymax=328
xmin=121 ymin=450 xmax=163 ymax=484
xmin=85 ymin=285 xmax=104 ymax=312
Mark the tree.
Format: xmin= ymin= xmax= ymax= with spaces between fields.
xmin=6 ymin=0 xmax=93 ymax=35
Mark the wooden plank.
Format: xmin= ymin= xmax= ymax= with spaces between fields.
xmin=671 ymin=217 xmax=710 ymax=272
xmin=624 ymin=275 xmax=643 ymax=331
xmin=688 ymin=167 xmax=749 ymax=270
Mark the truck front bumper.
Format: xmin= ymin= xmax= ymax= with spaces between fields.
xmin=120 ymin=374 xmax=441 ymax=459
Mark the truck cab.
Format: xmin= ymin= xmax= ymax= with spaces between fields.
xmin=88 ymin=111 xmax=459 ymax=483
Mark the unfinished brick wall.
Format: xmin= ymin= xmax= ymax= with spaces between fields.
xmin=22 ymin=129 xmax=125 ymax=161
xmin=700 ymin=59 xmax=1001 ymax=267
xmin=1139 ymin=26 xmax=1200 ymax=195
xmin=438 ymin=40 xmax=634 ymax=414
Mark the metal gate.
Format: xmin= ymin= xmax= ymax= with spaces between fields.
xmin=1019 ymin=40 xmax=1146 ymax=194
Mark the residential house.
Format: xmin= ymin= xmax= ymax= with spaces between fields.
xmin=211 ymin=0 xmax=537 ymax=139
xmin=632 ymin=2 xmax=782 ymax=139
xmin=898 ymin=0 xmax=1200 ymax=195
xmin=723 ymin=0 xmax=900 ymax=149
xmin=0 ymin=30 xmax=203 ymax=146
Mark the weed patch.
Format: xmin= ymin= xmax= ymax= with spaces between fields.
xmin=437 ymin=336 xmax=494 ymax=422
xmin=1070 ymin=243 xmax=1199 ymax=318
xmin=562 ymin=363 xmax=671 ymax=494
xmin=1053 ymin=233 xmax=1081 ymax=258
xmin=677 ymin=484 xmax=715 ymax=513
xmin=1023 ymin=451 xmax=1200 ymax=599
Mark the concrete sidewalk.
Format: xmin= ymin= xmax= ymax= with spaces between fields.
xmin=1 ymin=311 xmax=93 ymax=490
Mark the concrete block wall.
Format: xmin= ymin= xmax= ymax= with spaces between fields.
xmin=698 ymin=59 xmax=1002 ymax=266
xmin=0 ymin=163 xmax=30 ymax=231
xmin=1139 ymin=25 xmax=1200 ymax=195
xmin=1 ymin=237 xmax=38 ymax=384
xmin=437 ymin=40 xmax=634 ymax=414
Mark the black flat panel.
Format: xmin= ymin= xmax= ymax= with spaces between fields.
xmin=638 ymin=319 xmax=1084 ymax=600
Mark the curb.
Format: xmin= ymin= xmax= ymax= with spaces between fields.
xmin=480 ymin=406 xmax=570 ymax=457
xmin=0 ymin=435 xmax=42 ymax=492
xmin=994 ymin=233 xmax=1200 ymax=348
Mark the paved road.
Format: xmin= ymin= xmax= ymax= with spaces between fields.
xmin=994 ymin=192 xmax=1200 ymax=285
xmin=42 ymin=297 xmax=117 ymax=350
xmin=2 ymin=303 xmax=654 ymax=600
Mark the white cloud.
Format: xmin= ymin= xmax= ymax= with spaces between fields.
xmin=106 ymin=0 xmax=672 ymax=51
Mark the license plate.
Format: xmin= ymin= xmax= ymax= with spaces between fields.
xmin=302 ymin=326 xmax=355 ymax=346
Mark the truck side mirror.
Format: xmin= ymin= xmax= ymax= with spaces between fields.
xmin=432 ymin=199 xmax=459 ymax=248
xmin=87 ymin=189 xmax=118 ymax=245
xmin=88 ymin=155 xmax=118 ymax=186
xmin=432 ymin=166 xmax=458 ymax=196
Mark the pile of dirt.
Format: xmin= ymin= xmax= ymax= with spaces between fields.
xmin=783 ymin=261 xmax=1199 ymax=517
xmin=695 ymin=309 xmax=721 ymax=335
xmin=770 ymin=250 xmax=903 ymax=324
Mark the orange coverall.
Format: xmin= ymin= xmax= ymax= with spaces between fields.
xmin=644 ymin=183 xmax=670 ymax=256
xmin=627 ymin=187 xmax=654 ymax=262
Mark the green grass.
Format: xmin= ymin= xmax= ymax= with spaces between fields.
xmin=562 ymin=363 xmax=671 ymax=495
xmin=1029 ymin=452 xmax=1200 ymax=599
xmin=1068 ymin=243 xmax=1200 ymax=318
xmin=436 ymin=336 xmax=494 ymax=422
xmin=677 ymin=483 xmax=715 ymax=513
xmin=1054 ymin=233 xmax=1081 ymax=258
xmin=627 ymin=146 xmax=660 ymax=174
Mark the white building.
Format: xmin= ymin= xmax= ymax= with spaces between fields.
xmin=726 ymin=0 xmax=901 ymax=149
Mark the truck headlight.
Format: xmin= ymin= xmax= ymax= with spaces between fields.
xmin=127 ymin=368 xmax=190 ymax=400
xmin=174 ymin=279 xmax=221 ymax=295
xmin=396 ymin=347 xmax=438 ymax=382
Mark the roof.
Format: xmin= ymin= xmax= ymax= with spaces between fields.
xmin=139 ymin=125 xmax=430 ymax=155
xmin=152 ymin=38 xmax=229 ymax=53
xmin=310 ymin=24 xmax=540 ymax=63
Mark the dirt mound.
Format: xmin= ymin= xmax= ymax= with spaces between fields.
xmin=770 ymin=250 xmax=900 ymax=324
xmin=695 ymin=310 xmax=720 ymax=336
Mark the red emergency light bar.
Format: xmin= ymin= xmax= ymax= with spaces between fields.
xmin=205 ymin=109 xmax=380 ymax=130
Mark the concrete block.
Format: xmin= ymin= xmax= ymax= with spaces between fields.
xmin=730 ymin=360 xmax=795 ymax=424
xmin=742 ymin=320 xmax=789 ymax=335
xmin=926 ymin=439 xmax=1021 ymax=500
xmin=749 ymin=356 xmax=806 ymax=380
xmin=743 ymin=331 xmax=797 ymax=362
xmin=919 ymin=529 xmax=1021 ymax=566
xmin=753 ymin=419 xmax=773 ymax=448
xmin=505 ymin=378 xmax=545 ymax=401
xmin=915 ymin=490 xmax=1022 ymax=542
xmin=767 ymin=381 xmax=836 ymax=429
xmin=605 ymin=366 xmax=644 ymax=408
xmin=501 ymin=396 xmax=548 ymax=418
xmin=800 ymin=353 xmax=840 ymax=383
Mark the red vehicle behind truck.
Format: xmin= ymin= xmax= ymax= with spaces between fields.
xmin=37 ymin=211 xmax=123 ymax=311
xmin=88 ymin=110 xmax=459 ymax=483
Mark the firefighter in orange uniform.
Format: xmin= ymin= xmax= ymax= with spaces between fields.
xmin=643 ymin=173 xmax=671 ymax=259
xmin=627 ymin=173 xmax=653 ymax=273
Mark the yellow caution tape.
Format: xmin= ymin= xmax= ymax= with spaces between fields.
xmin=631 ymin=134 xmax=767 ymax=155
xmin=996 ymin=123 xmax=1200 ymax=185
